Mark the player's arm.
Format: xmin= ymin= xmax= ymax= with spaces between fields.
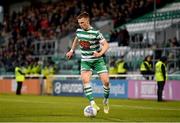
xmin=93 ymin=39 xmax=109 ymax=57
xmin=99 ymin=40 xmax=109 ymax=56
xmin=66 ymin=37 xmax=78 ymax=59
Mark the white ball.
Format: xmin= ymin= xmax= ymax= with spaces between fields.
xmin=84 ymin=105 xmax=97 ymax=117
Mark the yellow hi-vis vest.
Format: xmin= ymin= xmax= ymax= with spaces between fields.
xmin=15 ymin=67 xmax=25 ymax=82
xmin=155 ymin=61 xmax=167 ymax=81
xmin=117 ymin=61 xmax=127 ymax=73
xmin=41 ymin=66 xmax=49 ymax=78
xmin=140 ymin=61 xmax=151 ymax=71
xmin=109 ymin=66 xmax=117 ymax=75
xmin=31 ymin=65 xmax=40 ymax=75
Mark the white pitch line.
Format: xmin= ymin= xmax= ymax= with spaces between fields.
xmin=102 ymin=117 xmax=130 ymax=122
xmin=0 ymin=98 xmax=180 ymax=111
xmin=0 ymin=98 xmax=62 ymax=104
xmin=112 ymin=104 xmax=180 ymax=111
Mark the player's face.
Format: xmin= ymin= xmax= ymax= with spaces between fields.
xmin=78 ymin=17 xmax=90 ymax=30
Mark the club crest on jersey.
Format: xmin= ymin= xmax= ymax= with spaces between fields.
xmin=89 ymin=34 xmax=96 ymax=38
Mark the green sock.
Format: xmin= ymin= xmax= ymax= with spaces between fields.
xmin=103 ymin=85 xmax=110 ymax=99
xmin=84 ymin=84 xmax=94 ymax=101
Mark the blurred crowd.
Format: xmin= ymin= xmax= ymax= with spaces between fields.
xmin=0 ymin=0 xmax=174 ymax=74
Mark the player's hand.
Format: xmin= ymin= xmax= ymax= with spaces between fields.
xmin=66 ymin=51 xmax=73 ymax=59
xmin=93 ymin=51 xmax=102 ymax=57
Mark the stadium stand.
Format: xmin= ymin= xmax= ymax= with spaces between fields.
xmin=0 ymin=0 xmax=179 ymax=76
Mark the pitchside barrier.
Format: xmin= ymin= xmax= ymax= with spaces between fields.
xmin=0 ymin=74 xmax=180 ymax=100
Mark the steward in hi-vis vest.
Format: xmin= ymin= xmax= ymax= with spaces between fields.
xmin=116 ymin=56 xmax=128 ymax=79
xmin=155 ymin=56 xmax=168 ymax=102
xmin=140 ymin=55 xmax=154 ymax=80
xmin=15 ymin=63 xmax=26 ymax=95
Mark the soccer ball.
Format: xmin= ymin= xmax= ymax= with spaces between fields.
xmin=84 ymin=105 xmax=97 ymax=117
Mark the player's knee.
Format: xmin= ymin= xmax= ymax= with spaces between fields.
xmin=103 ymin=81 xmax=109 ymax=87
xmin=82 ymin=78 xmax=89 ymax=84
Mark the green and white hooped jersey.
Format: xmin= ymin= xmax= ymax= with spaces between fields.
xmin=76 ymin=27 xmax=105 ymax=61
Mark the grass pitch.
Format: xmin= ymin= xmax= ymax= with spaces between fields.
xmin=0 ymin=94 xmax=180 ymax=122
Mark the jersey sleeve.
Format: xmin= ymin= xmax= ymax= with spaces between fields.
xmin=76 ymin=29 xmax=78 ymax=37
xmin=97 ymin=31 xmax=106 ymax=43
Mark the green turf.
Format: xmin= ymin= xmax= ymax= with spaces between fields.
xmin=0 ymin=94 xmax=180 ymax=122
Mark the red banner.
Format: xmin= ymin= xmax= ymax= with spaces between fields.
xmin=0 ymin=79 xmax=41 ymax=95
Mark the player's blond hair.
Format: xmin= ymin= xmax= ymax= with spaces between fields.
xmin=77 ymin=12 xmax=89 ymax=20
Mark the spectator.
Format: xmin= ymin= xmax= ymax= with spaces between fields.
xmin=0 ymin=32 xmax=5 ymax=45
xmin=172 ymin=37 xmax=180 ymax=47
xmin=109 ymin=30 xmax=117 ymax=42
xmin=117 ymin=26 xmax=129 ymax=46
xmin=168 ymin=37 xmax=180 ymax=72
xmin=153 ymin=43 xmax=162 ymax=60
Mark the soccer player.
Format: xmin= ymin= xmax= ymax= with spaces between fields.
xmin=66 ymin=12 xmax=110 ymax=114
